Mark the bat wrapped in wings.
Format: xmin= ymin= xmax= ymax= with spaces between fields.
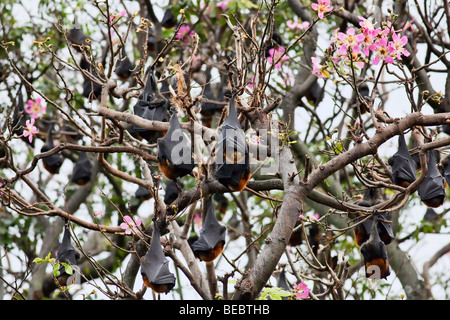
xmin=191 ymin=197 xmax=226 ymax=262
xmin=353 ymin=211 xmax=394 ymax=247
xmin=157 ymin=113 xmax=195 ymax=180
xmin=71 ymin=151 xmax=92 ymax=186
xmin=418 ymin=151 xmax=445 ymax=208
xmin=56 ymin=222 xmax=80 ymax=286
xmin=360 ymin=216 xmax=390 ymax=280
xmin=390 ymin=134 xmax=417 ymax=187
xmin=41 ymin=124 xmax=63 ymax=174
xmin=133 ymin=68 xmax=170 ymax=142
xmin=214 ymin=94 xmax=251 ymax=191
xmin=140 ymin=221 xmax=176 ymax=294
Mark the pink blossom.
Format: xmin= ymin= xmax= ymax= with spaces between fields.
xmin=25 ymin=98 xmax=46 ymax=119
xmin=216 ymin=0 xmax=232 ymax=10
xmin=267 ymin=46 xmax=290 ymax=69
xmin=176 ymin=25 xmax=194 ymax=43
xmin=372 ymin=37 xmax=394 ymax=65
xmin=248 ymin=76 xmax=255 ymax=89
xmin=337 ymin=28 xmax=365 ymax=55
xmin=286 ymin=20 xmax=310 ymax=30
xmin=311 ymin=0 xmax=333 ymax=20
xmin=22 ymin=118 xmax=38 ymax=144
xmin=294 ymin=282 xmax=311 ymax=299
xmin=389 ymin=32 xmax=410 ymax=60
xmin=311 ymin=57 xmax=328 ymax=78
xmin=358 ymin=16 xmax=375 ymax=31
xmin=120 ymin=215 xmax=142 ymax=235
xmin=94 ymin=211 xmax=104 ymax=217
xmin=193 ymin=212 xmax=202 ymax=229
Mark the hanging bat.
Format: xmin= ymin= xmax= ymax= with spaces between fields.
xmin=200 ymin=71 xmax=224 ymax=127
xmin=163 ymin=179 xmax=183 ymax=205
xmin=190 ymin=197 xmax=226 ymax=262
xmin=56 ymin=222 xmax=80 ymax=286
xmin=214 ymin=94 xmax=251 ymax=191
xmin=418 ymin=151 xmax=445 ymax=208
xmin=134 ymin=185 xmax=152 ymax=201
xmin=80 ymin=56 xmax=102 ymax=101
xmin=305 ymin=81 xmax=323 ymax=107
xmin=157 ymin=113 xmax=195 ymax=180
xmin=390 ymin=134 xmax=416 ymax=187
xmin=133 ymin=68 xmax=170 ymax=142
xmin=440 ymin=155 xmax=450 ymax=187
xmin=67 ymin=17 xmax=89 ymax=52
xmin=353 ymin=212 xmax=394 ymax=247
xmin=41 ymin=124 xmax=63 ymax=174
xmin=115 ymin=47 xmax=134 ymax=81
xmin=288 ymin=218 xmax=303 ymax=247
xmin=161 ymin=8 xmax=177 ymax=29
xmin=213 ymin=193 xmax=228 ymax=215
xmin=71 ymin=151 xmax=92 ymax=186
xmin=277 ymin=267 xmax=291 ymax=300
xmin=140 ymin=221 xmax=176 ymax=294
xmin=357 ymin=186 xmax=383 ymax=208
xmin=226 ymin=212 xmax=241 ymax=241
xmin=308 ymin=223 xmax=320 ymax=256
xmin=360 ymin=216 xmax=390 ymax=280
xmin=423 ymin=207 xmax=439 ymax=222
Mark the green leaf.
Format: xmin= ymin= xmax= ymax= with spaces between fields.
xmin=53 ymin=262 xmax=61 ymax=277
xmin=62 ymin=263 xmax=73 ymax=275
xmin=33 ymin=258 xmax=45 ymax=264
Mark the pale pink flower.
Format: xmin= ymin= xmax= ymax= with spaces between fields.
xmin=311 ymin=57 xmax=328 ymax=78
xmin=216 ymin=0 xmax=232 ymax=10
xmin=372 ymin=37 xmax=394 ymax=65
xmin=22 ymin=118 xmax=38 ymax=144
xmin=337 ymin=28 xmax=365 ymax=55
xmin=25 ymin=98 xmax=46 ymax=119
xmin=94 ymin=211 xmax=104 ymax=217
xmin=389 ymin=32 xmax=410 ymax=60
xmin=176 ymin=25 xmax=194 ymax=43
xmin=193 ymin=212 xmax=202 ymax=229
xmin=294 ymin=282 xmax=311 ymax=299
xmin=311 ymin=0 xmax=333 ymax=20
xmin=358 ymin=16 xmax=375 ymax=31
xmin=120 ymin=215 xmax=142 ymax=235
xmin=248 ymin=76 xmax=255 ymax=89
xmin=286 ymin=20 xmax=310 ymax=30
xmin=267 ymin=46 xmax=290 ymax=69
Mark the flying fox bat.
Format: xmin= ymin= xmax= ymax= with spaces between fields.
xmin=133 ymin=68 xmax=170 ymax=142
xmin=163 ymin=179 xmax=183 ymax=205
xmin=418 ymin=151 xmax=446 ymax=208
xmin=214 ymin=94 xmax=251 ymax=191
xmin=191 ymin=197 xmax=226 ymax=262
xmin=67 ymin=17 xmax=89 ymax=52
xmin=56 ymin=222 xmax=80 ymax=286
xmin=440 ymin=155 xmax=450 ymax=187
xmin=134 ymin=185 xmax=152 ymax=201
xmin=353 ymin=212 xmax=394 ymax=247
xmin=80 ymin=56 xmax=102 ymax=101
xmin=390 ymin=134 xmax=417 ymax=187
xmin=161 ymin=8 xmax=177 ymax=29
xmin=115 ymin=47 xmax=134 ymax=81
xmin=157 ymin=113 xmax=195 ymax=180
xmin=357 ymin=186 xmax=383 ymax=208
xmin=288 ymin=218 xmax=303 ymax=247
xmin=360 ymin=216 xmax=390 ymax=280
xmin=423 ymin=207 xmax=439 ymax=222
xmin=41 ymin=124 xmax=63 ymax=174
xmin=71 ymin=151 xmax=92 ymax=186
xmin=140 ymin=221 xmax=176 ymax=294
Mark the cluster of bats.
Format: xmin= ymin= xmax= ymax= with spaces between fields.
xmin=8 ymin=8 xmax=448 ymax=298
